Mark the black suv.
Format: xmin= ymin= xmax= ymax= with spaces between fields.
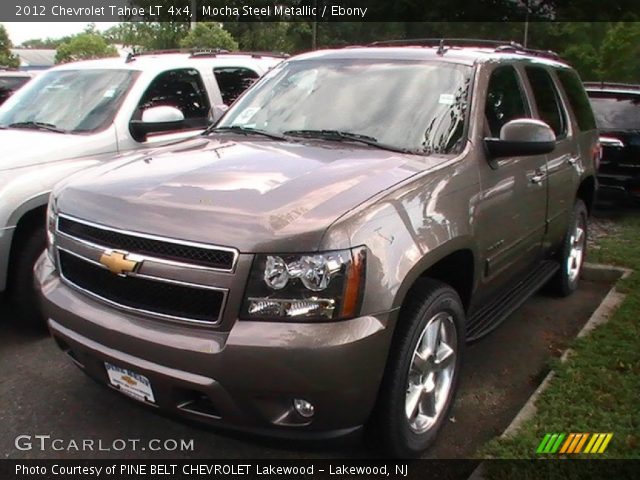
xmin=586 ymin=82 xmax=640 ymax=201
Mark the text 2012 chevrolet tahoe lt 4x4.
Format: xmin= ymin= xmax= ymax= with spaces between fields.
xmin=36 ymin=40 xmax=599 ymax=457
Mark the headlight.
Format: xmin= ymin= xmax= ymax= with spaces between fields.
xmin=241 ymin=247 xmax=366 ymax=321
xmin=46 ymin=196 xmax=57 ymax=264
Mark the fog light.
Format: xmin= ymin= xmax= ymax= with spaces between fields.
xmin=293 ymin=398 xmax=315 ymax=418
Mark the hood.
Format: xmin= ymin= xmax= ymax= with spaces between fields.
xmin=57 ymin=136 xmax=435 ymax=252
xmin=0 ymin=129 xmax=111 ymax=171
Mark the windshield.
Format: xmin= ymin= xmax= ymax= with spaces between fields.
xmin=589 ymin=94 xmax=640 ymax=131
xmin=217 ymin=59 xmax=472 ymax=154
xmin=0 ymin=69 xmax=139 ymax=133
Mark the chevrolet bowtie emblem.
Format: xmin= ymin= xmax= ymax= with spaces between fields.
xmin=99 ymin=251 xmax=140 ymax=276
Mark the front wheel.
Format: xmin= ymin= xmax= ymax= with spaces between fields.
xmin=549 ymin=199 xmax=588 ymax=297
xmin=8 ymin=225 xmax=47 ymax=328
xmin=367 ymin=279 xmax=465 ymax=458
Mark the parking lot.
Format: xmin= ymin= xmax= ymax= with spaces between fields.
xmin=0 ymin=276 xmax=612 ymax=459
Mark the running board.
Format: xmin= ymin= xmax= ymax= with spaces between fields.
xmin=466 ymin=260 xmax=559 ymax=342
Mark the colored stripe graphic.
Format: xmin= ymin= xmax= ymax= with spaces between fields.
xmin=536 ymin=433 xmax=552 ymax=454
xmin=539 ymin=433 xmax=613 ymax=454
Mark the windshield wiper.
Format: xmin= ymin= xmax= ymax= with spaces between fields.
xmin=206 ymin=125 xmax=287 ymax=141
xmin=8 ymin=121 xmax=67 ymax=134
xmin=283 ymin=129 xmax=412 ymax=154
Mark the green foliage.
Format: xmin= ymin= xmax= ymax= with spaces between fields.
xmin=225 ymin=22 xmax=301 ymax=52
xmin=0 ymin=24 xmax=19 ymax=68
xmin=599 ymin=22 xmax=640 ymax=83
xmin=55 ymin=33 xmax=118 ymax=64
xmin=104 ymin=22 xmax=190 ymax=50
xmin=179 ymin=22 xmax=238 ymax=50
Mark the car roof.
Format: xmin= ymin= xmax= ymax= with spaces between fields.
xmin=49 ymin=52 xmax=284 ymax=73
xmin=290 ymin=44 xmax=570 ymax=69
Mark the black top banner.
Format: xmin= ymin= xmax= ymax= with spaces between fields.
xmin=4 ymin=0 xmax=640 ymax=22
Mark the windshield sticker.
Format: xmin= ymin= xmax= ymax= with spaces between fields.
xmin=233 ymin=107 xmax=260 ymax=125
xmin=103 ymin=89 xmax=116 ymax=98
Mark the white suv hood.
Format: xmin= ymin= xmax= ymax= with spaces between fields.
xmin=0 ymin=130 xmax=114 ymax=171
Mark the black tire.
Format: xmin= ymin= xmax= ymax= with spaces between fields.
xmin=7 ymin=225 xmax=47 ymax=328
xmin=366 ymin=279 xmax=465 ymax=458
xmin=549 ymin=199 xmax=588 ymax=297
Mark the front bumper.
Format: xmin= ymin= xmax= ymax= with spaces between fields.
xmin=36 ymin=253 xmax=394 ymax=437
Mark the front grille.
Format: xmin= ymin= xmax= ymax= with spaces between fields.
xmin=57 ymin=216 xmax=235 ymax=270
xmin=59 ymin=251 xmax=224 ymax=323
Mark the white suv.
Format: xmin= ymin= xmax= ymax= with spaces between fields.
xmin=0 ymin=51 xmax=283 ymax=323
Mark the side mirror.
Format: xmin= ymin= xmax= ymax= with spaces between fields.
xmin=130 ymin=106 xmax=185 ymax=141
xmin=484 ymin=119 xmax=556 ymax=160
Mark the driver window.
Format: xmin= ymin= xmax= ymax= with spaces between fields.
xmin=485 ymin=66 xmax=529 ymax=138
xmin=134 ymin=68 xmax=211 ymax=130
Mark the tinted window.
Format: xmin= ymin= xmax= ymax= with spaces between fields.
xmin=588 ymin=94 xmax=640 ymax=130
xmin=0 ymin=69 xmax=138 ymax=133
xmin=219 ymin=60 xmax=472 ymax=155
xmin=485 ymin=66 xmax=529 ymax=137
xmin=556 ymin=69 xmax=597 ymax=131
xmin=135 ymin=69 xmax=210 ymax=128
xmin=213 ymin=67 xmax=259 ymax=105
xmin=525 ymin=67 xmax=566 ymax=136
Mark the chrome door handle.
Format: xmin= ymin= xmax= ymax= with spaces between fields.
xmin=530 ymin=173 xmax=546 ymax=184
xmin=567 ymin=157 xmax=578 ymax=166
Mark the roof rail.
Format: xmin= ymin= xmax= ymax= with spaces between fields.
xmin=124 ymin=48 xmax=289 ymax=63
xmin=189 ymin=50 xmax=290 ymax=59
xmin=584 ymin=81 xmax=640 ymax=91
xmin=367 ymin=38 xmax=561 ymax=61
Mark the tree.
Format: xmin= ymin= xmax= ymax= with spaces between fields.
xmin=55 ymin=32 xmax=118 ymax=64
xmin=599 ymin=22 xmax=640 ymax=82
xmin=179 ymin=22 xmax=238 ymax=50
xmin=0 ymin=25 xmax=20 ymax=68
xmin=104 ymin=22 xmax=190 ymax=50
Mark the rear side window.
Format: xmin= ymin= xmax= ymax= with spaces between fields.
xmin=485 ymin=66 xmax=529 ymax=137
xmin=213 ymin=67 xmax=259 ymax=106
xmin=525 ymin=66 xmax=567 ymax=137
xmin=588 ymin=94 xmax=640 ymax=130
xmin=556 ymin=69 xmax=597 ymax=131
xmin=135 ymin=68 xmax=211 ymax=127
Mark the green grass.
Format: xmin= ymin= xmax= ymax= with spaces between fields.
xmin=479 ymin=213 xmax=640 ymax=459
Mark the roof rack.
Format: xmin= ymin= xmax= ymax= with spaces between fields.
xmin=124 ymin=48 xmax=289 ymax=63
xmin=367 ymin=38 xmax=561 ymax=61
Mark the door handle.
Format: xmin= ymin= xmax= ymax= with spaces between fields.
xmin=530 ymin=172 xmax=546 ymax=184
xmin=567 ymin=157 xmax=578 ymax=166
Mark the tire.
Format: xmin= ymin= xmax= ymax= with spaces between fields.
xmin=366 ymin=279 xmax=465 ymax=458
xmin=549 ymin=199 xmax=588 ymax=297
xmin=8 ymin=225 xmax=47 ymax=328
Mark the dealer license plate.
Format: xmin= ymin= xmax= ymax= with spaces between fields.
xmin=105 ymin=362 xmax=155 ymax=404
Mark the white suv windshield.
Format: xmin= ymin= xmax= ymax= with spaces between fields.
xmin=218 ymin=59 xmax=472 ymax=154
xmin=0 ymin=69 xmax=139 ymax=133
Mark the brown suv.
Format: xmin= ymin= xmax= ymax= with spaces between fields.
xmin=36 ymin=39 xmax=598 ymax=457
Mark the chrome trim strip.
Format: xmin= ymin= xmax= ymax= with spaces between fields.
xmin=56 ymin=248 xmax=227 ymax=326
xmin=56 ymin=213 xmax=239 ymax=273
